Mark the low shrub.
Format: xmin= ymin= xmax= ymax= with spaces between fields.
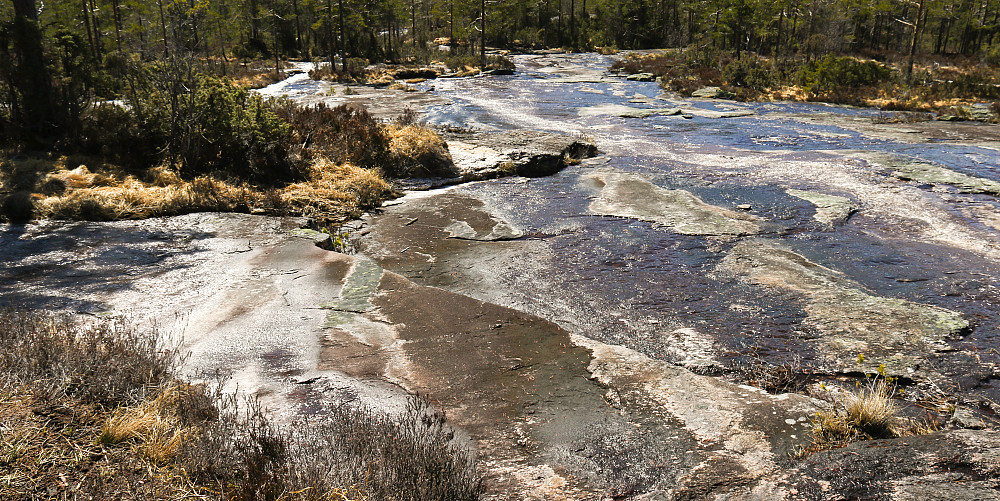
xmin=796 ymin=55 xmax=894 ymax=95
xmin=486 ymin=55 xmax=516 ymax=72
xmin=0 ymin=310 xmax=484 ymax=500
xmin=722 ymin=56 xmax=777 ymax=92
xmin=0 ymin=310 xmax=176 ymax=407
xmin=77 ymin=75 xmax=296 ymax=183
xmin=277 ymin=102 xmax=391 ymax=171
xmin=284 ymin=397 xmax=483 ymax=501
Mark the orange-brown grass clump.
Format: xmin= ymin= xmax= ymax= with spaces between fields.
xmin=231 ymin=70 xmax=286 ymax=89
xmin=2 ymin=155 xmax=396 ymax=227
xmin=384 ymin=123 xmax=458 ymax=178
xmin=281 ymin=160 xmax=395 ymax=220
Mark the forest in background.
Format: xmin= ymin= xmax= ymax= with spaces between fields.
xmin=3 ymin=0 xmax=1000 ymax=146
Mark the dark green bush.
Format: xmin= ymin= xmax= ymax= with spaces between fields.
xmin=78 ymin=103 xmax=162 ymax=171
xmin=276 ymin=102 xmax=390 ymax=170
xmin=179 ymin=77 xmax=294 ymax=181
xmin=796 ymin=55 xmax=894 ymax=94
xmin=943 ymin=68 xmax=1000 ymax=100
xmin=77 ymin=69 xmax=297 ymax=183
xmin=722 ymin=56 xmax=776 ymax=92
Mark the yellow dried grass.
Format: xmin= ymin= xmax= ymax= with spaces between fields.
xmin=15 ymin=155 xmax=395 ymax=225
xmin=384 ymin=124 xmax=450 ymax=161
xmin=282 ymin=160 xmax=394 ymax=220
xmin=98 ymin=384 xmax=200 ymax=464
xmin=34 ymin=175 xmax=266 ymax=220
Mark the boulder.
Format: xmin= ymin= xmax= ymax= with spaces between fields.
xmin=625 ymin=72 xmax=656 ymax=82
xmin=444 ymin=130 xmax=598 ymax=181
xmin=392 ymin=67 xmax=439 ymax=80
xmin=691 ymin=86 xmax=737 ymax=99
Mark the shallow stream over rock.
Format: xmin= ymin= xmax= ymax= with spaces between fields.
xmin=357 ymin=53 xmax=1000 ymax=395
xmin=4 ymin=53 xmax=1000 ymax=499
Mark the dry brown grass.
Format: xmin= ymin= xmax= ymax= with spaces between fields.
xmin=814 ymin=379 xmax=899 ymax=445
xmin=384 ymin=124 xmax=457 ymax=178
xmin=231 ymin=70 xmax=286 ymax=89
xmin=34 ymin=176 xmax=267 ymax=220
xmin=0 ymin=389 xmax=198 ymax=500
xmin=0 ymin=310 xmax=483 ymax=500
xmin=4 ymin=154 xmax=396 ymax=226
xmin=801 ymin=377 xmax=944 ymax=457
xmin=99 ymin=384 xmax=205 ymax=464
xmin=281 ymin=160 xmax=395 ymax=221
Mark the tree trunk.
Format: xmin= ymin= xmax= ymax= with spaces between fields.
xmin=157 ymin=0 xmax=169 ymax=55
xmin=411 ymin=0 xmax=417 ymax=47
xmin=111 ymin=0 xmax=123 ymax=52
xmin=905 ymin=0 xmax=926 ymax=83
xmin=10 ymin=0 xmax=57 ymax=142
xmin=326 ymin=0 xmax=335 ymax=68
xmin=480 ymin=0 xmax=486 ymax=68
xmin=339 ymin=0 xmax=347 ymax=71
xmin=292 ymin=0 xmax=302 ymax=53
xmin=776 ymin=7 xmax=784 ymax=56
xmin=570 ymin=0 xmax=576 ymax=48
xmin=81 ymin=0 xmax=96 ymax=58
xmin=89 ymin=0 xmax=104 ymax=57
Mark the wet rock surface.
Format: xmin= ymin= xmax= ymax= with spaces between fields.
xmin=765 ymin=430 xmax=1000 ymax=500
xmin=350 ymin=53 xmax=1000 ymax=497
xmin=0 ymin=214 xmax=824 ymax=499
xmin=589 ymin=172 xmax=762 ymax=235
xmin=717 ymin=240 xmax=970 ymax=379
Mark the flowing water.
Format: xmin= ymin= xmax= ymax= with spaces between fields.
xmin=261 ymin=53 xmax=1000 ymax=401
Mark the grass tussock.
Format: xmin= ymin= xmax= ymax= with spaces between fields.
xmin=816 ymin=379 xmax=900 ymax=443
xmin=0 ymin=309 xmax=484 ymax=500
xmin=97 ymin=384 xmax=209 ymax=463
xmin=798 ymin=375 xmax=943 ymax=457
xmin=384 ymin=123 xmax=457 ymax=178
xmin=281 ymin=160 xmax=395 ymax=220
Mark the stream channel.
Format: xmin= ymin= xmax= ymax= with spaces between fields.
xmin=273 ymin=53 xmax=1000 ymax=399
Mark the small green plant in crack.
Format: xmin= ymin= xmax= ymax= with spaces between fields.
xmin=323 ymin=226 xmax=355 ymax=254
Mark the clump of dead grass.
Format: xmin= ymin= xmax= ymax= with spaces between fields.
xmin=19 ymin=159 xmax=394 ymax=226
xmin=800 ymin=373 xmax=944 ymax=457
xmin=383 ymin=124 xmax=457 ymax=178
xmin=0 ymin=310 xmax=194 ymax=499
xmin=231 ymin=70 xmax=286 ymax=89
xmin=816 ymin=379 xmax=900 ymax=444
xmin=33 ymin=175 xmax=274 ymax=221
xmin=98 ymin=384 xmax=210 ymax=464
xmin=3 ymin=102 xmax=461 ymax=225
xmin=282 ymin=160 xmax=395 ymax=221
